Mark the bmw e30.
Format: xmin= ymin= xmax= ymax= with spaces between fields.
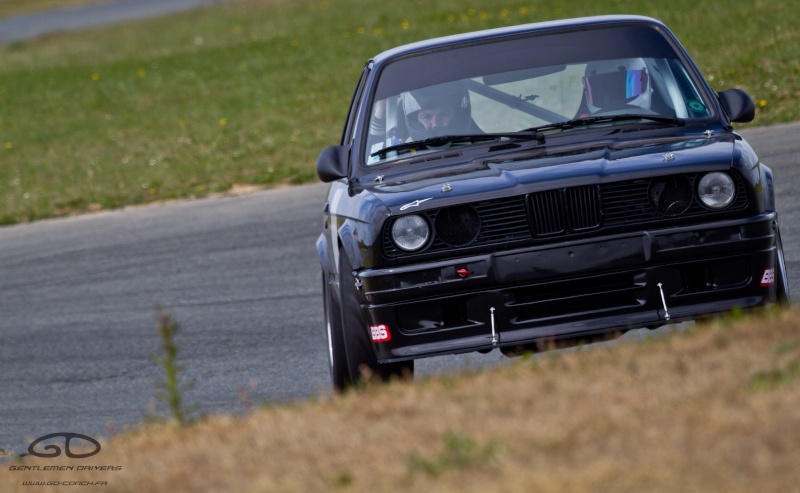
xmin=315 ymin=15 xmax=789 ymax=389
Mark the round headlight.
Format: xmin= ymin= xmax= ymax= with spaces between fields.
xmin=391 ymin=215 xmax=430 ymax=252
xmin=697 ymin=172 xmax=735 ymax=209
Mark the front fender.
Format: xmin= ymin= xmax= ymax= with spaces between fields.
xmin=316 ymin=233 xmax=333 ymax=278
xmin=734 ymin=132 xmax=773 ymax=213
xmin=316 ymin=213 xmax=376 ymax=279
xmin=759 ymin=163 xmax=776 ymax=212
xmin=330 ymin=186 xmax=392 ymax=271
xmin=337 ymin=220 xmax=362 ymax=272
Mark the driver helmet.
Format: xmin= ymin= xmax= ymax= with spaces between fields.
xmin=583 ymin=58 xmax=652 ymax=113
xmin=402 ymin=81 xmax=472 ymax=141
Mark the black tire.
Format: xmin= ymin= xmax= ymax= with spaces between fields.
xmin=338 ymin=253 xmax=413 ymax=386
xmin=775 ymin=226 xmax=791 ymax=305
xmin=322 ymin=273 xmax=352 ymax=391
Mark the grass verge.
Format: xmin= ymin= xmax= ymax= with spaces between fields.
xmin=1 ymin=307 xmax=799 ymax=492
xmin=1 ymin=0 xmax=799 ymax=224
xmin=0 ymin=0 xmax=109 ymax=19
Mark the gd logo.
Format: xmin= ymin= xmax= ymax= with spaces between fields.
xmin=28 ymin=433 xmax=101 ymax=459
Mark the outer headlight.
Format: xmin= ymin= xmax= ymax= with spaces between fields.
xmin=697 ymin=172 xmax=735 ymax=209
xmin=391 ymin=215 xmax=430 ymax=252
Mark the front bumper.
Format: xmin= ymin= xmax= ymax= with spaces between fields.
xmin=358 ymin=213 xmax=779 ymax=363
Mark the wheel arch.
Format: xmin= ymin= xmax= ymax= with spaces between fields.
xmin=316 ymin=219 xmax=361 ymax=270
xmin=758 ymin=162 xmax=776 ymax=212
xmin=316 ymin=233 xmax=333 ymax=277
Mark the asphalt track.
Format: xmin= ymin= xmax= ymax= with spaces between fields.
xmin=0 ymin=0 xmax=235 ymax=44
xmin=2 ymin=124 xmax=798 ymax=456
xmin=1 ymin=2 xmax=799 ymax=457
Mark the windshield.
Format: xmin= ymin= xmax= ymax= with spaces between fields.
xmin=364 ymin=24 xmax=713 ymax=165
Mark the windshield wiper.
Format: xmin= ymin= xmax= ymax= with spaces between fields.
xmin=370 ymin=130 xmax=544 ymax=159
xmin=370 ymin=115 xmax=684 ymax=159
xmin=525 ymin=114 xmax=685 ymax=134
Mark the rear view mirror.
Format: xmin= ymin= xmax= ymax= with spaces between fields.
xmin=718 ymin=88 xmax=755 ymax=123
xmin=316 ymin=146 xmax=349 ymax=183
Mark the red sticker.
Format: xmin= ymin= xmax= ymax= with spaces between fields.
xmin=760 ymin=268 xmax=775 ymax=286
xmin=370 ymin=324 xmax=391 ymax=342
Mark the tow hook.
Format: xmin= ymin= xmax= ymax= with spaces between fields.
xmin=657 ymin=282 xmax=670 ymax=320
xmin=490 ymin=307 xmax=499 ymax=345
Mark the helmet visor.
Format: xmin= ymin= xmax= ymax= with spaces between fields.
xmin=584 ymin=69 xmax=649 ymax=107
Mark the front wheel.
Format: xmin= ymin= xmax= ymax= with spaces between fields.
xmin=322 ymin=273 xmax=352 ymax=391
xmin=338 ymin=253 xmax=413 ymax=386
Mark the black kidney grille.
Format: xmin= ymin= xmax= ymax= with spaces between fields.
xmin=529 ymin=190 xmax=564 ymax=236
xmin=529 ymin=186 xmax=600 ymax=236
xmin=566 ymin=185 xmax=602 ymax=231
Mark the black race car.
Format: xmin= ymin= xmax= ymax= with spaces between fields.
xmin=315 ymin=15 xmax=789 ymax=390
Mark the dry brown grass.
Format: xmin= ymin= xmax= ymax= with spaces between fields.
xmin=2 ymin=308 xmax=800 ymax=492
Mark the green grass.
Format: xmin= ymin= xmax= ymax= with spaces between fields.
xmin=0 ymin=0 xmax=109 ymax=18
xmin=1 ymin=0 xmax=798 ymax=224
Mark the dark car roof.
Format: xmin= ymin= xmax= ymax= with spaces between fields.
xmin=371 ymin=15 xmax=668 ymax=64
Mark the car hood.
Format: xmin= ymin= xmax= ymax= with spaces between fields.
xmin=366 ymin=132 xmax=738 ymax=214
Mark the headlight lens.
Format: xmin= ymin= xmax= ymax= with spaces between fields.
xmin=697 ymin=172 xmax=735 ymax=209
xmin=391 ymin=215 xmax=430 ymax=252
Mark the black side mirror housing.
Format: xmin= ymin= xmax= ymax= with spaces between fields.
xmin=317 ymin=145 xmax=349 ymax=183
xmin=718 ymin=88 xmax=755 ymax=123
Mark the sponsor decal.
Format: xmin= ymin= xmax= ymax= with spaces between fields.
xmin=399 ymin=198 xmax=432 ymax=211
xmin=760 ymin=268 xmax=775 ymax=286
xmin=370 ymin=324 xmax=391 ymax=342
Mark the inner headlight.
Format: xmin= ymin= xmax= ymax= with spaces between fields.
xmin=697 ymin=172 xmax=735 ymax=209
xmin=391 ymin=215 xmax=430 ymax=252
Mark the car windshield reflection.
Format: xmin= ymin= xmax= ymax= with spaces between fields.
xmin=365 ymin=25 xmax=713 ymax=165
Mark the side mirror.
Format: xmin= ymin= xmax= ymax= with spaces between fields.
xmin=316 ymin=145 xmax=349 ymax=183
xmin=718 ymin=88 xmax=755 ymax=123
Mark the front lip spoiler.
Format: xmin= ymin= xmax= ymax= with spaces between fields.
xmin=380 ymin=295 xmax=765 ymax=363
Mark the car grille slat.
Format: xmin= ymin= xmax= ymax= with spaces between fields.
xmin=530 ymin=190 xmax=564 ymax=236
xmin=602 ymin=180 xmax=659 ymax=224
xmin=473 ymin=196 xmax=529 ymax=241
xmin=382 ymin=172 xmax=750 ymax=258
xmin=566 ymin=185 xmax=601 ymax=231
